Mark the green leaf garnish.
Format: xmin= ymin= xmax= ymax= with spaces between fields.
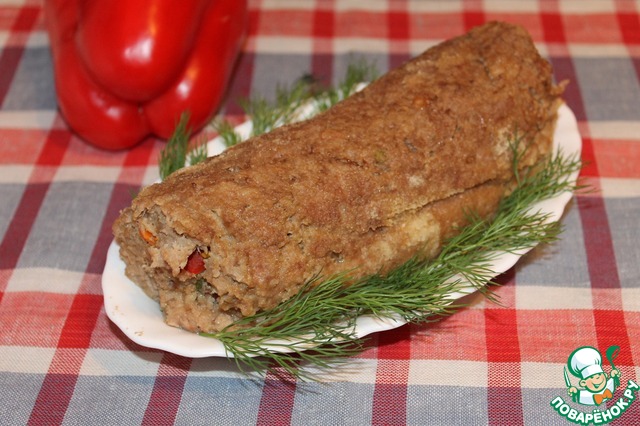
xmin=212 ymin=61 xmax=378 ymax=148
xmin=314 ymin=58 xmax=378 ymax=113
xmin=159 ymin=112 xmax=208 ymax=180
xmin=211 ymin=119 xmax=243 ymax=148
xmin=241 ymin=76 xmax=314 ymax=137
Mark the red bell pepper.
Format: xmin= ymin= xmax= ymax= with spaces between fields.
xmin=184 ymin=250 xmax=206 ymax=275
xmin=44 ymin=0 xmax=247 ymax=150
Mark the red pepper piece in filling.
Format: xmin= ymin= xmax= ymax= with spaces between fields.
xmin=184 ymin=251 xmax=206 ymax=274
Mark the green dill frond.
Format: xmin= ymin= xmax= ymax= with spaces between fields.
xmin=159 ymin=113 xmax=208 ymax=179
xmin=187 ymin=136 xmax=208 ymax=167
xmin=159 ymin=112 xmax=192 ymax=181
xmin=212 ymin=119 xmax=243 ymax=148
xmin=219 ymin=59 xmax=377 ymax=143
xmin=241 ymin=77 xmax=314 ymax=137
xmin=314 ymin=59 xmax=378 ymax=112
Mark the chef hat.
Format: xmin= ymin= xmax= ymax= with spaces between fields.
xmin=568 ymin=346 xmax=604 ymax=380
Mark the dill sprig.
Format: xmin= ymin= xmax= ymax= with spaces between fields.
xmin=158 ymin=113 xmax=208 ymax=180
xmin=212 ymin=61 xmax=378 ymax=148
xmin=212 ymin=119 xmax=243 ymax=148
xmin=241 ymin=77 xmax=313 ymax=137
xmin=159 ymin=113 xmax=190 ymax=180
xmin=187 ymin=137 xmax=208 ymax=167
xmin=314 ymin=58 xmax=378 ymax=112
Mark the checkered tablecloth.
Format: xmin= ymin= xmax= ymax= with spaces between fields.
xmin=1 ymin=1 xmax=639 ymax=425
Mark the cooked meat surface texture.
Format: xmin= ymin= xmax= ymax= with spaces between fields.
xmin=113 ymin=22 xmax=564 ymax=333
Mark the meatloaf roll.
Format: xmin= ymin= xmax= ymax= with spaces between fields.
xmin=113 ymin=22 xmax=564 ymax=333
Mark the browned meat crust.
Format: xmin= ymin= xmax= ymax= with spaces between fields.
xmin=112 ymin=22 xmax=564 ymax=333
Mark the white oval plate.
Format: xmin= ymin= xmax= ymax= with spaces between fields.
xmin=102 ymin=104 xmax=582 ymax=358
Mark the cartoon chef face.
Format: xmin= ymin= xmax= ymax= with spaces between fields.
xmin=581 ymin=372 xmax=608 ymax=393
